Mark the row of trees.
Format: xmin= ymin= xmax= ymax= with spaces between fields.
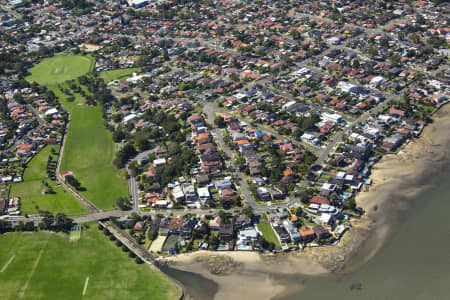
xmin=0 ymin=212 xmax=74 ymax=234
xmin=46 ymin=154 xmax=57 ymax=181
xmin=38 ymin=211 xmax=74 ymax=233
xmin=100 ymin=225 xmax=144 ymax=264
xmin=65 ymin=174 xmax=82 ymax=190
xmin=116 ymin=196 xmax=132 ymax=211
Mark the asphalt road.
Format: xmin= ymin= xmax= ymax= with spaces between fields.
xmin=70 ymin=9 xmax=420 ymax=223
xmin=204 ymin=101 xmax=259 ymax=209
xmin=125 ymin=148 xmax=156 ymax=212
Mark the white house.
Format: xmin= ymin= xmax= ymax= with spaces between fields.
xmin=291 ymin=67 xmax=310 ymax=79
xmin=238 ymin=228 xmax=259 ymax=244
xmin=197 ymin=187 xmax=210 ymax=204
xmin=123 ymin=113 xmax=139 ymax=124
xmin=282 ymin=101 xmax=297 ymax=111
xmin=336 ymin=171 xmax=346 ymax=180
xmin=321 ymin=112 xmax=343 ymax=123
xmin=172 ymin=185 xmax=185 ymax=203
xmin=337 ymin=81 xmax=359 ymax=93
xmin=301 ymin=133 xmax=319 ymax=145
xmin=44 ymin=108 xmax=58 ymax=116
xmin=327 ymin=36 xmax=341 ymax=45
xmin=370 ymin=76 xmax=385 ymax=87
xmin=153 ymin=158 xmax=166 ymax=167
xmin=320 ymin=183 xmax=336 ymax=192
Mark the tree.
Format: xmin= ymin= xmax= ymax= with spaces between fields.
xmin=214 ymin=115 xmax=225 ymax=128
xmin=134 ymin=130 xmax=151 ymax=151
xmin=65 ymin=175 xmax=81 ymax=190
xmin=13 ymin=93 xmax=25 ymax=104
xmin=0 ymin=220 xmax=12 ymax=233
xmin=344 ymin=197 xmax=357 ymax=211
xmin=39 ymin=211 xmax=54 ymax=230
xmin=54 ymin=213 xmax=74 ymax=233
xmin=234 ymin=155 xmax=245 ymax=170
xmin=295 ymin=207 xmax=304 ymax=218
xmin=117 ymin=197 xmax=131 ymax=210
xmin=406 ymin=49 xmax=416 ymax=58
xmin=112 ymin=113 xmax=123 ymax=123
xmin=114 ymin=144 xmax=137 ymax=168
xmin=367 ymin=47 xmax=378 ymax=57
xmin=241 ymin=207 xmax=254 ymax=220
xmin=113 ymin=129 xmax=126 ymax=143
xmin=218 ymin=210 xmax=227 ymax=221
xmin=24 ymin=222 xmax=36 ymax=231
xmin=208 ymin=234 xmax=220 ymax=250
xmin=258 ymin=236 xmax=275 ymax=251
xmin=135 ymin=257 xmax=144 ymax=264
xmin=297 ymin=187 xmax=309 ymax=204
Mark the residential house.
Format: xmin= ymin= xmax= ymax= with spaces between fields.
xmin=219 ymin=223 xmax=234 ymax=241
xmin=273 ymin=225 xmax=290 ymax=244
xmin=235 ymin=215 xmax=252 ymax=229
xmin=313 ymin=226 xmax=331 ymax=240
xmin=209 ymin=216 xmax=222 ymax=231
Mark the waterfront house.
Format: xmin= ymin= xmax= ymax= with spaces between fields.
xmin=219 ymin=223 xmax=234 ymax=241
xmin=299 ymin=229 xmax=316 ymax=243
xmin=313 ymin=226 xmax=331 ymax=240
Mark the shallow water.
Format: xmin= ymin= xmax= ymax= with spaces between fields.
xmin=276 ymin=166 xmax=450 ymax=300
xmin=165 ymin=173 xmax=450 ymax=300
xmin=161 ymin=266 xmax=218 ymax=300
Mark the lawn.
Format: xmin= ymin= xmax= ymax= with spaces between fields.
xmin=99 ymin=68 xmax=141 ymax=83
xmin=52 ymin=85 xmax=129 ymax=210
xmin=257 ymin=221 xmax=281 ymax=249
xmin=0 ymin=226 xmax=181 ymax=300
xmin=26 ymin=54 xmax=94 ymax=85
xmin=10 ymin=146 xmax=87 ymax=217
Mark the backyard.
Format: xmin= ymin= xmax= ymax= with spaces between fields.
xmin=257 ymin=221 xmax=281 ymax=249
xmin=99 ymin=68 xmax=141 ymax=83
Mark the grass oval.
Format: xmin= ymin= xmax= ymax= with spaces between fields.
xmin=27 ymin=55 xmax=94 ymax=85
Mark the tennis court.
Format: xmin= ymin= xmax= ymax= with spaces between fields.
xmin=70 ymin=225 xmax=82 ymax=242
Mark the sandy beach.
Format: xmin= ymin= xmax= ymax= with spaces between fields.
xmin=162 ymin=104 xmax=450 ymax=300
xmin=162 ymin=250 xmax=327 ymax=300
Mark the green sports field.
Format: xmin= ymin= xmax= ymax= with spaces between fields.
xmin=52 ymin=85 xmax=129 ymax=210
xmin=26 ymin=55 xmax=94 ymax=85
xmin=10 ymin=146 xmax=87 ymax=217
xmin=0 ymin=227 xmax=181 ymax=300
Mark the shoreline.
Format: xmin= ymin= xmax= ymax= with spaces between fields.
xmin=161 ymin=250 xmax=327 ymax=300
xmin=163 ymin=103 xmax=450 ymax=300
